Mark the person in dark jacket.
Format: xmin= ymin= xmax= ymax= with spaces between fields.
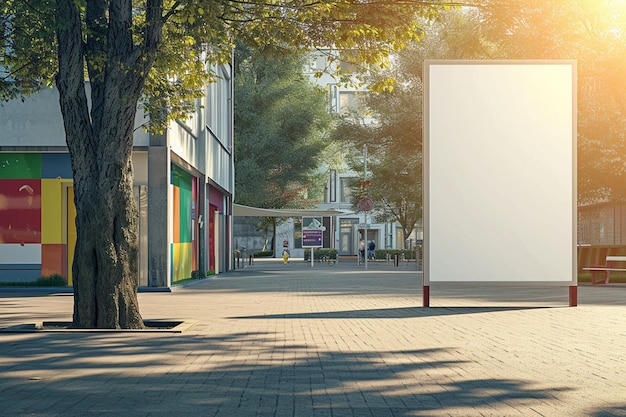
xmin=367 ymin=240 xmax=375 ymax=260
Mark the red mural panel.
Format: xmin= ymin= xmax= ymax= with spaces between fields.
xmin=192 ymin=177 xmax=198 ymax=272
xmin=209 ymin=204 xmax=216 ymax=272
xmin=0 ymin=179 xmax=41 ymax=244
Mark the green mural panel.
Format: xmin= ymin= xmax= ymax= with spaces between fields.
xmin=172 ymin=164 xmax=193 ymax=244
xmin=0 ymin=153 xmax=42 ymax=179
xmin=171 ymin=164 xmax=192 ymax=191
xmin=179 ymin=188 xmax=192 ymax=243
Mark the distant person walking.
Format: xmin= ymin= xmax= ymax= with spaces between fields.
xmin=282 ymin=240 xmax=289 ymax=265
xmin=368 ymin=240 xmax=376 ymax=260
xmin=359 ymin=240 xmax=366 ymax=262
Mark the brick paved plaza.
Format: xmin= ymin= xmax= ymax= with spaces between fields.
xmin=1 ymin=258 xmax=625 ymax=416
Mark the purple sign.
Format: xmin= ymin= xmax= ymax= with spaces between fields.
xmin=302 ymin=229 xmax=323 ymax=248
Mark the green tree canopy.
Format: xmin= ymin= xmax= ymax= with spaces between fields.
xmin=233 ymin=44 xmax=332 ymax=253
xmin=234 ymin=44 xmax=330 ymax=210
xmin=2 ymin=0 xmax=441 ymax=126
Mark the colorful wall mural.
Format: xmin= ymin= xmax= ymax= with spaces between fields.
xmin=0 ymin=153 xmax=73 ymax=283
xmin=170 ymin=164 xmax=198 ymax=282
xmin=1 ymin=154 xmax=204 ymax=285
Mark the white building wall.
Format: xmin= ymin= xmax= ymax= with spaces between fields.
xmin=205 ymin=63 xmax=234 ymax=194
xmin=0 ymin=88 xmax=65 ymax=146
xmin=0 ymin=84 xmax=151 ymax=147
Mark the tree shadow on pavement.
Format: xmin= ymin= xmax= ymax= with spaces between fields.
xmin=588 ymin=405 xmax=626 ymax=417
xmin=0 ymin=331 xmax=584 ymax=417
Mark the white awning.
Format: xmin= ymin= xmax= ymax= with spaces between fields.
xmin=233 ymin=203 xmax=347 ymax=217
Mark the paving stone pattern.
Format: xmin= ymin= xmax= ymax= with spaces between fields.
xmin=1 ymin=258 xmax=625 ymax=416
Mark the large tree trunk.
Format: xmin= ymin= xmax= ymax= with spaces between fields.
xmin=55 ymin=0 xmax=163 ymax=328
xmin=71 ymin=150 xmax=143 ymax=329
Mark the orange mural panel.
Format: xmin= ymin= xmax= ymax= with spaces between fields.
xmin=41 ymin=244 xmax=63 ymax=277
xmin=173 ymin=187 xmax=180 ymax=244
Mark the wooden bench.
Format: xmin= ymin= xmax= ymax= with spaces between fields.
xmin=583 ymin=256 xmax=626 ymax=284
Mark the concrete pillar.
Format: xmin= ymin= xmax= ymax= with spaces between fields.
xmin=147 ymin=139 xmax=170 ymax=288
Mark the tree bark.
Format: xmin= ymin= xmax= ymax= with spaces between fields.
xmin=71 ymin=151 xmax=143 ymax=329
xmin=55 ymin=0 xmax=163 ymax=328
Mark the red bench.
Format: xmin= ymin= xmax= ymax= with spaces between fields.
xmin=584 ymin=256 xmax=626 ymax=284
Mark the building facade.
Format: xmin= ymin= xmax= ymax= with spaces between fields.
xmin=0 ymin=63 xmax=234 ymax=287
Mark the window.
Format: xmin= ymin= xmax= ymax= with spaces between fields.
xmin=340 ymin=178 xmax=353 ymax=203
xmin=339 ymin=91 xmax=368 ymax=117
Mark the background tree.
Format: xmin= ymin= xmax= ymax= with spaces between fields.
xmin=1 ymin=0 xmax=441 ymax=328
xmin=233 ymin=44 xmax=332 ymax=252
xmin=234 ymin=44 xmax=330 ymax=210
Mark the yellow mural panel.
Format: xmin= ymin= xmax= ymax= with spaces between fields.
xmin=171 ymin=243 xmax=181 ymax=282
xmin=179 ymin=242 xmax=192 ymax=281
xmin=171 ymin=242 xmax=193 ymax=282
xmin=41 ymin=179 xmax=63 ymax=244
xmin=67 ymin=187 xmax=76 ymax=286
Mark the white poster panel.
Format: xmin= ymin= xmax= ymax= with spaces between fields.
xmin=424 ymin=61 xmax=576 ymax=285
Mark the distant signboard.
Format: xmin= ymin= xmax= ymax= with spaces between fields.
xmin=357 ymin=197 xmax=373 ymax=212
xmin=302 ymin=229 xmax=323 ymax=248
xmin=302 ymin=216 xmax=325 ymax=248
xmin=302 ymin=217 xmax=325 ymax=230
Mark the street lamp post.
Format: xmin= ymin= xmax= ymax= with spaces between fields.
xmin=364 ymin=144 xmax=368 ymax=270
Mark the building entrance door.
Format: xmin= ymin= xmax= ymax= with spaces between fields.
xmin=338 ymin=218 xmax=358 ymax=255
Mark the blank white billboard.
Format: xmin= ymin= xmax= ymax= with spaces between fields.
xmin=424 ymin=61 xmax=576 ymax=285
